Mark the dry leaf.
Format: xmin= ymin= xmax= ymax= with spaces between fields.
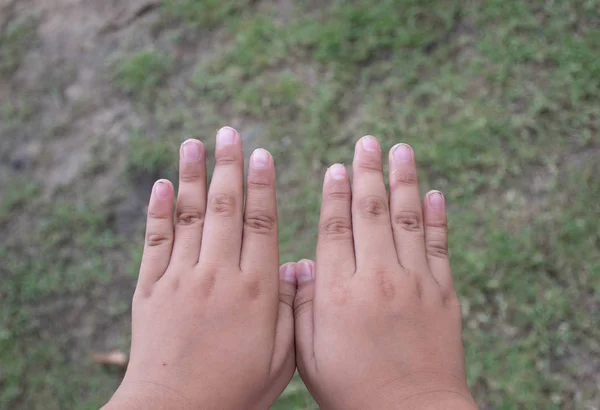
xmin=92 ymin=350 xmax=128 ymax=367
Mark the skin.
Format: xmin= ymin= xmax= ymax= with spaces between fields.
xmin=104 ymin=128 xmax=477 ymax=409
xmin=293 ymin=137 xmax=479 ymax=410
xmin=103 ymin=127 xmax=297 ymax=410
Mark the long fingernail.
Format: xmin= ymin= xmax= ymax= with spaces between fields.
xmin=154 ymin=180 xmax=169 ymax=200
xmin=251 ymin=148 xmax=270 ymax=169
xmin=296 ymin=260 xmax=314 ymax=283
xmin=360 ymin=135 xmax=379 ymax=152
xmin=329 ymin=163 xmax=346 ymax=180
xmin=281 ymin=264 xmax=296 ymax=283
xmin=429 ymin=191 xmax=444 ymax=209
xmin=217 ymin=126 xmax=236 ymax=148
xmin=393 ymin=143 xmax=413 ymax=163
xmin=182 ymin=140 xmax=201 ymax=162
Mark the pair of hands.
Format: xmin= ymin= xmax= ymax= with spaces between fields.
xmin=103 ymin=127 xmax=478 ymax=410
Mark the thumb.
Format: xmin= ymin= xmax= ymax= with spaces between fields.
xmin=294 ymin=259 xmax=316 ymax=376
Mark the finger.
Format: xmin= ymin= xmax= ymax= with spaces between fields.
xmin=389 ymin=144 xmax=428 ymax=273
xmin=137 ymin=180 xmax=174 ymax=293
xmin=240 ymin=149 xmax=279 ymax=278
xmin=424 ymin=191 xmax=454 ymax=292
xmin=170 ymin=139 xmax=207 ymax=267
xmin=294 ymin=260 xmax=316 ymax=375
xmin=199 ymin=127 xmax=244 ymax=267
xmin=316 ymin=164 xmax=355 ymax=280
xmin=352 ymin=136 xmax=397 ymax=271
xmin=251 ymin=265 xmax=297 ymax=409
xmin=270 ymin=263 xmax=297 ymax=376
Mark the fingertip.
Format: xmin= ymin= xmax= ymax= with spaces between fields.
xmin=140 ymin=179 xmax=175 ymax=289
xmin=390 ymin=143 xmax=414 ymax=164
xmin=426 ymin=190 xmax=446 ymax=212
xmin=216 ymin=126 xmax=240 ymax=149
xmin=327 ymin=163 xmax=347 ymax=181
xmin=279 ymin=262 xmax=297 ymax=284
xmin=358 ymin=135 xmax=380 ymax=153
xmin=153 ymin=179 xmax=174 ymax=201
xmin=296 ymin=259 xmax=315 ymax=284
xmin=250 ymin=148 xmax=273 ymax=170
xmin=180 ymin=139 xmax=205 ymax=163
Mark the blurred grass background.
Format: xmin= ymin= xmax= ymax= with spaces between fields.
xmin=0 ymin=0 xmax=598 ymax=409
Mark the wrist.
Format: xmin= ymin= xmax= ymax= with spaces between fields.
xmin=365 ymin=371 xmax=477 ymax=410
xmin=393 ymin=391 xmax=478 ymax=410
xmin=102 ymin=381 xmax=195 ymax=410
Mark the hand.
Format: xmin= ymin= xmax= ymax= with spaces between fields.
xmin=293 ymin=137 xmax=478 ymax=409
xmin=103 ymin=127 xmax=297 ymax=410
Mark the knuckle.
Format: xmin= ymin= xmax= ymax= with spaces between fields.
xmin=209 ymin=193 xmax=237 ymax=216
xmin=329 ymin=283 xmax=350 ymax=306
xmin=392 ymin=168 xmax=418 ymax=185
xmin=393 ymin=210 xmax=423 ymax=232
xmin=426 ymin=238 xmax=449 ymax=258
xmin=133 ymin=287 xmax=152 ymax=301
xmin=146 ymin=232 xmax=171 ymax=247
xmin=357 ymin=157 xmax=382 ymax=172
xmin=320 ymin=216 xmax=352 ymax=238
xmin=200 ymin=272 xmax=217 ymax=297
xmin=374 ymin=269 xmax=397 ymax=300
xmin=147 ymin=210 xmax=171 ymax=220
xmin=247 ymin=174 xmax=273 ymax=189
xmin=358 ymin=195 xmax=388 ymax=218
xmin=244 ymin=213 xmax=276 ymax=234
xmin=447 ymin=292 xmax=461 ymax=307
xmin=443 ymin=293 xmax=463 ymax=317
xmin=180 ymin=171 xmax=204 ymax=183
xmin=327 ymin=189 xmax=351 ymax=202
xmin=426 ymin=217 xmax=447 ymax=229
xmin=176 ymin=209 xmax=205 ymax=226
xmin=244 ymin=276 xmax=263 ymax=299
xmin=215 ymin=154 xmax=239 ymax=166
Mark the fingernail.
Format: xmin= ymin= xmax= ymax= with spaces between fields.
xmin=251 ymin=148 xmax=270 ymax=169
xmin=281 ymin=264 xmax=296 ymax=283
xmin=329 ymin=163 xmax=346 ymax=180
xmin=393 ymin=143 xmax=413 ymax=163
xmin=429 ymin=191 xmax=444 ymax=209
xmin=360 ymin=136 xmax=378 ymax=152
xmin=154 ymin=180 xmax=169 ymax=200
xmin=296 ymin=261 xmax=314 ymax=283
xmin=182 ymin=140 xmax=201 ymax=162
xmin=217 ymin=126 xmax=236 ymax=148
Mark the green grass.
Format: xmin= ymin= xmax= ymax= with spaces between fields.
xmin=125 ymin=128 xmax=178 ymax=180
xmin=161 ymin=0 xmax=252 ymax=31
xmin=112 ymin=50 xmax=172 ymax=103
xmin=0 ymin=199 xmax=125 ymax=409
xmin=1 ymin=0 xmax=599 ymax=409
xmin=0 ymin=179 xmax=39 ymax=225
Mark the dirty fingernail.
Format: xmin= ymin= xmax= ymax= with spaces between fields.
xmin=429 ymin=191 xmax=444 ymax=209
xmin=393 ymin=143 xmax=413 ymax=163
xmin=182 ymin=140 xmax=201 ymax=162
xmin=154 ymin=180 xmax=170 ymax=200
